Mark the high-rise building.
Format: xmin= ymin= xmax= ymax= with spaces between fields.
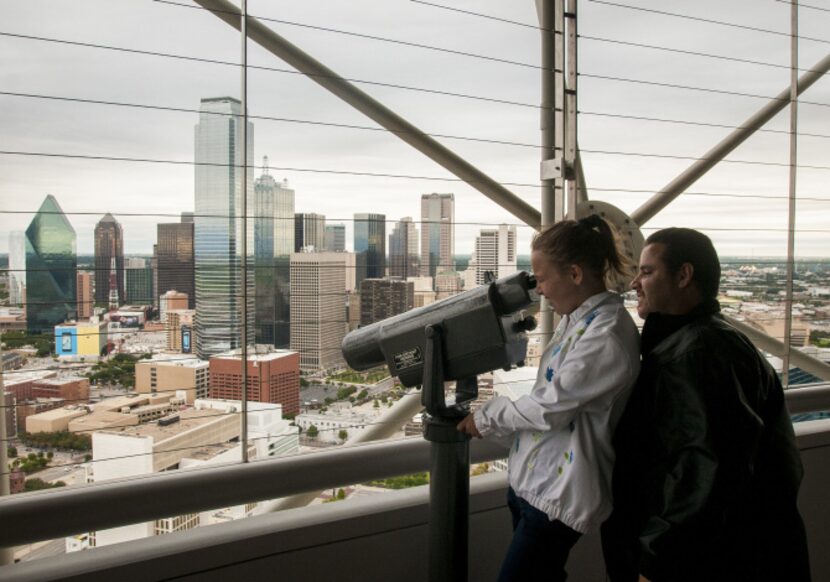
xmin=209 ymin=348 xmax=301 ymax=415
xmin=388 ymin=217 xmax=419 ymax=279
xmin=160 ymin=290 xmax=189 ymax=322
xmin=165 ymin=309 xmax=195 ymax=353
xmin=254 ymin=160 xmax=295 ymax=347
xmin=354 ymin=213 xmax=386 ymax=286
xmin=420 ymin=193 xmax=454 ymax=278
xmin=151 ymin=244 xmax=158 ymax=308
xmin=294 ymin=213 xmax=326 ymax=252
xmin=435 ymin=270 xmax=462 ymax=300
xmin=8 ymin=231 xmax=26 ymax=308
xmin=76 ymin=271 xmax=93 ymax=320
xmin=94 ymin=214 xmax=124 ymax=307
xmin=359 ymin=279 xmax=414 ymax=326
xmin=407 ymin=276 xmax=436 ymax=308
xmin=193 ymin=96 xmax=255 ymax=359
xmin=25 ymin=195 xmax=77 ymax=333
xmin=473 ymin=224 xmax=517 ymax=286
xmin=325 ymin=224 xmax=346 ymax=252
xmin=125 ymin=257 xmax=153 ymax=304
xmin=157 ymin=214 xmax=195 ymax=309
xmin=290 ymin=252 xmax=347 ymax=372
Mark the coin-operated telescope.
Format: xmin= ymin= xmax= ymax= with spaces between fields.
xmin=342 ymin=270 xmax=538 ymax=413
xmin=341 ymin=271 xmax=538 ymax=582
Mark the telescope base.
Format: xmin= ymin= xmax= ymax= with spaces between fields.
xmin=424 ymin=414 xmax=471 ymax=582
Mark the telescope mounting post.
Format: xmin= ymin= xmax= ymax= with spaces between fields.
xmin=422 ymin=324 xmax=477 ymax=582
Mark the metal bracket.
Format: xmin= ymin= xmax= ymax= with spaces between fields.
xmin=540 ymin=157 xmax=575 ymax=181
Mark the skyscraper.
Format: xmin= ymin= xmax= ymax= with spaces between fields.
xmin=156 ymin=214 xmax=195 ymax=309
xmin=354 ymin=213 xmax=386 ymax=286
xmin=325 ymin=224 xmax=346 ymax=252
xmin=194 ymin=96 xmax=255 ymax=359
xmin=25 ymin=195 xmax=77 ymax=333
xmin=254 ymin=159 xmax=295 ymax=347
xmin=420 ymin=193 xmax=454 ymax=278
xmin=388 ymin=217 xmax=419 ymax=279
xmin=294 ymin=213 xmax=326 ymax=252
xmin=289 ymin=252 xmax=346 ymax=372
xmin=359 ymin=279 xmax=414 ymax=326
xmin=473 ymin=224 xmax=517 ymax=285
xmin=125 ymin=257 xmax=154 ymax=304
xmin=94 ymin=214 xmax=124 ymax=307
xmin=76 ymin=271 xmax=93 ymax=320
xmin=8 ymin=231 xmax=26 ymax=308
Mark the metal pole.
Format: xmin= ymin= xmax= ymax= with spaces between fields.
xmin=0 ymin=374 xmax=14 ymax=564
xmin=575 ymin=149 xmax=588 ymax=204
xmin=264 ymin=389 xmax=426 ymax=511
xmin=631 ymin=51 xmax=830 ymax=227
xmin=194 ymin=0 xmax=540 ymax=229
xmin=427 ymin=421 xmax=469 ymax=582
xmin=564 ymin=0 xmax=578 ymax=219
xmin=240 ymin=0 xmax=249 ymax=462
xmin=782 ymin=0 xmax=799 ymax=388
xmin=537 ymin=0 xmax=560 ymax=341
xmin=727 ymin=316 xmax=830 ymax=382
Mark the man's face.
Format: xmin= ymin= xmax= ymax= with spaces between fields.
xmin=631 ymin=243 xmax=680 ymax=318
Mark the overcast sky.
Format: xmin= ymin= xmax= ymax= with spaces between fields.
xmin=1 ymin=0 xmax=828 ymax=258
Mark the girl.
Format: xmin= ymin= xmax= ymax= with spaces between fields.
xmin=457 ymin=215 xmax=640 ymax=581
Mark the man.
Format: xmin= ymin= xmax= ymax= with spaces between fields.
xmin=601 ymin=228 xmax=810 ymax=582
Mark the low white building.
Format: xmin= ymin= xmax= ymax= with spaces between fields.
xmin=67 ymin=399 xmax=298 ymax=552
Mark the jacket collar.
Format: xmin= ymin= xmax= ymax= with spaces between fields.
xmin=641 ymin=298 xmax=721 ymax=358
xmin=562 ymin=290 xmax=619 ymax=331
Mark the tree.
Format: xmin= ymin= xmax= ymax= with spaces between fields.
xmin=7 ymin=446 xmax=17 ymax=458
xmin=338 ymin=429 xmax=348 ymax=442
xmin=306 ymin=425 xmax=319 ymax=439
xmin=24 ymin=478 xmax=66 ymax=492
xmin=373 ymin=400 xmax=380 ymax=409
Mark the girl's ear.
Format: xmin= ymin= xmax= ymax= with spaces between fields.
xmin=569 ymin=264 xmax=583 ymax=286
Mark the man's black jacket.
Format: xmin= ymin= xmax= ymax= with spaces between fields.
xmin=602 ymin=300 xmax=810 ymax=582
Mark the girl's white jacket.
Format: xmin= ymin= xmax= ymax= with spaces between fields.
xmin=474 ymin=291 xmax=640 ymax=534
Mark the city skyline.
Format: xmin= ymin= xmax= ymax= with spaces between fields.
xmin=2 ymin=0 xmax=828 ymax=259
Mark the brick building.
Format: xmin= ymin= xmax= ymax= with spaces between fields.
xmin=209 ymin=348 xmax=300 ymax=416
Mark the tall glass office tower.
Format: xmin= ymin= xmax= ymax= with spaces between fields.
xmin=388 ymin=217 xmax=419 ymax=279
xmin=254 ymin=159 xmax=295 ymax=347
xmin=25 ymin=195 xmax=77 ymax=333
xmin=194 ymin=97 xmax=255 ymax=359
xmin=325 ymin=224 xmax=346 ymax=252
xmin=420 ymin=193 xmax=454 ymax=278
xmin=354 ymin=213 xmax=386 ymax=287
xmin=156 ymin=216 xmax=195 ymax=308
xmin=94 ymin=213 xmax=124 ymax=306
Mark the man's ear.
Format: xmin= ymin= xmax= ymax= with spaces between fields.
xmin=676 ymin=262 xmax=694 ymax=289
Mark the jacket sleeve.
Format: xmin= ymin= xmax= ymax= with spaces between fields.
xmin=474 ymin=318 xmax=637 ymax=439
xmin=636 ymin=354 xmax=724 ymax=580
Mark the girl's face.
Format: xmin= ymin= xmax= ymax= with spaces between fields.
xmin=531 ymin=250 xmax=582 ymax=316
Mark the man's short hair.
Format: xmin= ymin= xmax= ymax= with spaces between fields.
xmin=645 ymin=228 xmax=721 ymax=299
